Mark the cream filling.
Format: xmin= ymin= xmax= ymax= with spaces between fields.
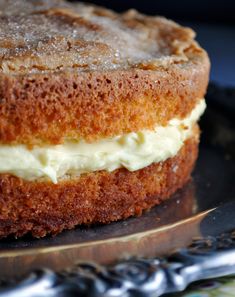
xmin=0 ymin=99 xmax=206 ymax=183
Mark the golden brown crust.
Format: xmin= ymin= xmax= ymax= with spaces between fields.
xmin=0 ymin=61 xmax=209 ymax=145
xmin=0 ymin=1 xmax=210 ymax=145
xmin=0 ymin=133 xmax=199 ymax=238
xmin=0 ymin=2 xmax=205 ymax=73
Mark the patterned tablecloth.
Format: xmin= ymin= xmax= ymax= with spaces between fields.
xmin=174 ymin=276 xmax=235 ymax=297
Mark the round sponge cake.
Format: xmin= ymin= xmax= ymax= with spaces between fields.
xmin=0 ymin=0 xmax=209 ymax=238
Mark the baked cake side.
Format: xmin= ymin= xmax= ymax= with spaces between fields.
xmin=0 ymin=0 xmax=209 ymax=238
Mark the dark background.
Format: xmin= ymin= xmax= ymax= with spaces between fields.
xmin=75 ymin=0 xmax=235 ymax=87
xmin=81 ymin=0 xmax=235 ymax=24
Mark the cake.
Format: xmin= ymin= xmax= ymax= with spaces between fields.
xmin=0 ymin=0 xmax=209 ymax=238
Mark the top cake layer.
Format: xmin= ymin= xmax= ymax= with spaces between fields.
xmin=0 ymin=0 xmax=210 ymax=146
xmin=1 ymin=0 xmax=198 ymax=74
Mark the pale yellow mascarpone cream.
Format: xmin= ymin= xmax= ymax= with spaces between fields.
xmin=0 ymin=99 xmax=206 ymax=183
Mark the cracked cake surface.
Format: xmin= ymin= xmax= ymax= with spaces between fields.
xmin=0 ymin=0 xmax=200 ymax=74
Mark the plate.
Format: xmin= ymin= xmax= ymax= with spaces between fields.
xmin=0 ymin=84 xmax=235 ymax=280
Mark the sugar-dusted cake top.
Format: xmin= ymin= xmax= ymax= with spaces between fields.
xmin=0 ymin=0 xmax=196 ymax=74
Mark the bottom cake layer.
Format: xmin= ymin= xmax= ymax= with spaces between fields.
xmin=0 ymin=128 xmax=199 ymax=238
